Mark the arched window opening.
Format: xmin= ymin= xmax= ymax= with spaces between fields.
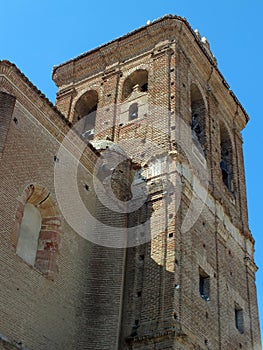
xmin=190 ymin=84 xmax=206 ymax=152
xmin=16 ymin=203 xmax=41 ymax=266
xmin=122 ymin=70 xmax=148 ymax=100
xmin=220 ymin=123 xmax=233 ymax=191
xmin=12 ymin=184 xmax=62 ymax=280
xmin=129 ymin=103 xmax=138 ymax=121
xmin=73 ymin=90 xmax=98 ymax=141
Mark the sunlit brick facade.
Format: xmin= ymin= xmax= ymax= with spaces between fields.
xmin=0 ymin=15 xmax=261 ymax=350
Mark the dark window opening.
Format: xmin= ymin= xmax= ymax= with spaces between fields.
xmin=199 ymin=269 xmax=210 ymax=301
xmin=191 ymin=113 xmax=201 ymax=137
xmin=220 ymin=159 xmax=229 ymax=187
xmin=190 ymin=84 xmax=206 ymax=154
xmin=220 ymin=123 xmax=233 ymax=192
xmin=235 ymin=306 xmax=244 ymax=334
xmin=129 ymin=103 xmax=139 ymax=121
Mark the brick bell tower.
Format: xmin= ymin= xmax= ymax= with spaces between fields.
xmin=53 ymin=15 xmax=261 ymax=350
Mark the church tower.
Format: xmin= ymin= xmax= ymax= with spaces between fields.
xmin=52 ymin=15 xmax=261 ymax=350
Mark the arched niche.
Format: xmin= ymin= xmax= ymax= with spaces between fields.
xmin=12 ymin=184 xmax=62 ymax=280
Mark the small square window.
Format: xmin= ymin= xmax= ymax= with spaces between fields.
xmin=235 ymin=306 xmax=244 ymax=334
xmin=199 ymin=268 xmax=210 ymax=301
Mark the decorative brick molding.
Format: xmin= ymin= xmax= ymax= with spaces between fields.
xmin=12 ymin=184 xmax=62 ymax=280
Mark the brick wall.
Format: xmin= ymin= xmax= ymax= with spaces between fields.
xmin=0 ymin=14 xmax=261 ymax=350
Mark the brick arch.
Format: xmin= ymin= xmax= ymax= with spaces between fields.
xmin=122 ymin=69 xmax=148 ymax=100
xmin=12 ymin=184 xmax=62 ymax=280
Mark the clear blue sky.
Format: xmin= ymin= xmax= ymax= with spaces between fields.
xmin=1 ymin=0 xmax=262 ymax=339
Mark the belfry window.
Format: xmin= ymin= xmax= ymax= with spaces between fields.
xmin=73 ymin=90 xmax=98 ymax=141
xmin=219 ymin=122 xmax=233 ymax=191
xmin=190 ymin=84 xmax=206 ymax=152
xmin=122 ymin=69 xmax=148 ymax=100
xmin=129 ymin=103 xmax=138 ymax=121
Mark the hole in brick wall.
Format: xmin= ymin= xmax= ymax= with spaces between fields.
xmin=13 ymin=117 xmax=18 ymax=124
xmin=204 ymin=339 xmax=208 ymax=346
xmin=175 ymin=259 xmax=178 ymax=264
xmin=203 ymin=243 xmax=206 ymax=248
xmin=107 ymin=93 xmax=111 ymax=97
xmin=84 ymin=184 xmax=89 ymax=191
xmin=54 ymin=155 xmax=59 ymax=163
xmin=171 ymin=95 xmax=174 ymax=99
xmin=171 ymin=81 xmax=174 ymax=85
xmin=206 ymin=312 xmax=209 ymax=319
xmin=101 ymin=82 xmax=103 ymax=86
xmin=239 ymin=343 xmax=242 ymax=348
xmin=202 ymin=221 xmax=206 ymax=226
xmin=183 ymin=83 xmax=186 ymax=88
xmin=139 ymin=254 xmax=145 ymax=261
xmin=137 ymin=291 xmax=142 ymax=297
xmin=214 ymin=273 xmax=217 ymax=278
xmin=169 ymin=232 xmax=173 ymax=238
xmin=229 ymin=250 xmax=232 ymax=255
xmin=173 ymin=312 xmax=178 ymax=320
xmin=170 ymin=68 xmax=174 ymax=72
xmin=230 ymin=271 xmax=233 ymax=276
